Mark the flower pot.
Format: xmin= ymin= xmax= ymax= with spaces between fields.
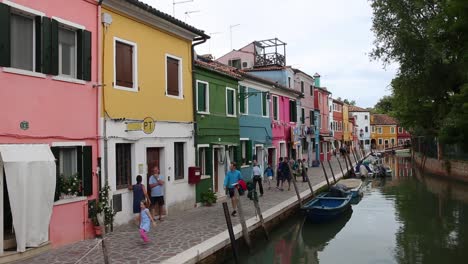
xmin=94 ymin=225 xmax=103 ymax=237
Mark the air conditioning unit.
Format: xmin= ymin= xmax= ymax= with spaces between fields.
xmin=241 ymin=61 xmax=250 ymax=69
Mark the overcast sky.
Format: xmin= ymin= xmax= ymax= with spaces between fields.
xmin=141 ymin=0 xmax=398 ymax=108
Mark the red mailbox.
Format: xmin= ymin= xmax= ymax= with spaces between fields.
xmin=188 ymin=166 xmax=201 ymax=184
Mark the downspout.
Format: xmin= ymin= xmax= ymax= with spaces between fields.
xmin=98 ymin=0 xmax=108 ymax=189
xmin=191 ymin=36 xmax=208 ymax=149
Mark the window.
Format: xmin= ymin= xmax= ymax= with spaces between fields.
xmin=398 ymin=127 xmax=403 ymax=133
xmin=115 ymin=143 xmax=132 ymax=189
xmin=198 ymin=147 xmax=207 ymax=175
xmin=340 ymin=121 xmax=342 ymax=131
xmin=365 ymin=126 xmax=368 ymax=133
xmin=365 ymin=115 xmax=368 ymax=120
xmin=58 ymin=27 xmax=77 ymax=78
xmin=289 ymin=100 xmax=297 ymax=122
xmin=390 ymin=127 xmax=395 ymax=134
xmin=226 ymin=87 xmax=236 ymax=117
xmin=310 ymin=85 xmax=313 ymax=96
xmin=240 ymin=139 xmax=250 ymax=166
xmin=174 ymin=142 xmax=185 ymax=180
xmin=301 ymin=81 xmax=304 ymax=93
xmin=115 ymin=38 xmax=137 ymax=90
xmin=261 ymin=92 xmax=268 ymax=117
xmin=228 ymin=146 xmax=236 ymax=163
xmin=365 ymin=139 xmax=370 ymax=145
xmin=166 ymin=55 xmax=182 ymax=97
xmin=310 ymin=110 xmax=314 ymax=126
xmin=378 ymin=138 xmax=383 ymax=145
xmin=377 ymin=127 xmax=382 ymax=134
xmin=228 ymin=59 xmax=241 ymax=69
xmin=239 ymin=86 xmax=247 ymax=114
xmin=196 ymin=80 xmax=209 ymax=113
xmin=318 ymin=115 xmax=321 ymax=129
xmin=391 ymin=138 xmax=395 ymax=145
xmin=372 ymin=126 xmax=375 ymax=133
xmin=272 ymin=96 xmax=279 ymax=121
xmin=51 ymin=145 xmax=93 ymax=199
xmin=318 ymin=93 xmax=322 ymax=106
xmin=288 ymin=77 xmax=291 ymax=88
xmin=10 ymin=13 xmax=35 ymax=71
xmin=301 ymin=108 xmax=305 ymax=123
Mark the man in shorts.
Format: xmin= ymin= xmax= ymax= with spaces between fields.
xmin=149 ymin=167 xmax=165 ymax=221
xmin=223 ymin=162 xmax=242 ymax=216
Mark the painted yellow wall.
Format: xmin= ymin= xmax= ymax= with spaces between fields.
xmin=371 ymin=125 xmax=397 ymax=146
xmin=102 ymin=8 xmax=193 ymax=121
xmin=343 ymin=104 xmax=351 ymax=141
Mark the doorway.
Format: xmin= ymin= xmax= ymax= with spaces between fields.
xmin=146 ymin=148 xmax=160 ymax=194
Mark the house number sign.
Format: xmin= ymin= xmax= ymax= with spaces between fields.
xmin=20 ymin=121 xmax=29 ymax=130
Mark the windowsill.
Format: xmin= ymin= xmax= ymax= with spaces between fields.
xmin=173 ymin=178 xmax=187 ymax=184
xmin=166 ymin=94 xmax=184 ymax=100
xmin=197 ymin=111 xmax=210 ymax=115
xmin=200 ymin=175 xmax=210 ymax=180
xmin=114 ymin=85 xmax=138 ymax=92
xmin=52 ymin=75 xmax=86 ymax=85
xmin=54 ymin=196 xmax=87 ymax=206
xmin=3 ymin=67 xmax=46 ymax=79
xmin=226 ymin=115 xmax=237 ymax=118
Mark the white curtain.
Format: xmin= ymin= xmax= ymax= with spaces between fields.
xmin=0 ymin=145 xmax=56 ymax=252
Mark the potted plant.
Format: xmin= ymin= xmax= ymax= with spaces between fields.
xmin=88 ymin=200 xmax=102 ymax=237
xmin=99 ymin=181 xmax=116 ymax=232
xmin=201 ymin=188 xmax=217 ymax=206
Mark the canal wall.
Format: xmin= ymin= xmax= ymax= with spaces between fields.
xmin=413 ymin=152 xmax=468 ymax=183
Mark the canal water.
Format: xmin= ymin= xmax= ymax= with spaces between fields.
xmin=226 ymin=154 xmax=468 ymax=264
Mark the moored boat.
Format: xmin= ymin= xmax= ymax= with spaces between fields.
xmin=336 ymin=179 xmax=363 ymax=198
xmin=301 ymin=192 xmax=353 ymax=223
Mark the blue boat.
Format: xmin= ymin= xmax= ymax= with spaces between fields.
xmin=301 ymin=192 xmax=353 ymax=223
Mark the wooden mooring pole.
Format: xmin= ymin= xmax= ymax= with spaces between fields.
xmin=336 ymin=155 xmax=345 ymax=177
xmin=320 ymin=160 xmax=331 ymax=189
xmin=305 ymin=169 xmax=315 ymax=198
xmin=288 ymin=163 xmax=303 ymax=207
xmin=222 ymin=202 xmax=239 ymax=264
xmin=233 ymin=188 xmax=251 ymax=251
xmin=327 ymin=159 xmax=337 ymax=184
xmin=252 ymin=198 xmax=269 ymax=240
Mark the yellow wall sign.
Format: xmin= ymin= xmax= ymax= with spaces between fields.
xmin=142 ymin=117 xmax=155 ymax=134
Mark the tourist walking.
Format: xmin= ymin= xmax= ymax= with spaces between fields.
xmin=264 ymin=163 xmax=274 ymax=190
xmin=301 ymin=159 xmax=308 ymax=182
xmin=149 ymin=167 xmax=165 ymax=221
xmin=224 ymin=161 xmax=242 ymax=216
xmin=252 ymin=160 xmax=264 ymax=196
xmin=129 ymin=175 xmax=150 ymax=225
xmin=276 ymin=157 xmax=284 ymax=191
xmin=283 ymin=157 xmax=292 ymax=191
xmin=139 ymin=200 xmax=156 ymax=243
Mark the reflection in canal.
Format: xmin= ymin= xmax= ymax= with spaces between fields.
xmin=227 ymin=155 xmax=468 ymax=264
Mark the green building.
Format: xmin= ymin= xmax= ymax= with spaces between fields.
xmin=194 ymin=58 xmax=242 ymax=203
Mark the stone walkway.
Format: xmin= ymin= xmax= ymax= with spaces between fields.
xmin=15 ymin=155 xmax=356 ymax=264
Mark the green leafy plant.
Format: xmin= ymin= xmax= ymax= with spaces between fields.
xmin=201 ymin=189 xmax=217 ymax=205
xmin=88 ymin=199 xmax=100 ymax=226
xmin=56 ymin=173 xmax=82 ymax=198
xmin=99 ymin=181 xmax=116 ymax=231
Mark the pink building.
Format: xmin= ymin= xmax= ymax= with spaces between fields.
xmin=0 ymin=0 xmax=100 ymax=254
xmin=314 ymin=84 xmax=332 ymax=161
xmin=270 ymin=92 xmax=298 ymax=160
xmin=397 ymin=125 xmax=411 ymax=146
xmin=332 ymin=99 xmax=344 ymax=148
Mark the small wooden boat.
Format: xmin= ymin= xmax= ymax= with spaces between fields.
xmin=301 ymin=192 xmax=352 ymax=223
xmin=336 ymin=179 xmax=363 ymax=198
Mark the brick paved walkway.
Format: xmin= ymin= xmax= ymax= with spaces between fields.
xmin=15 ymin=155 xmax=356 ymax=264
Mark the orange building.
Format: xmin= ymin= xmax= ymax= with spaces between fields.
xmin=370 ymin=114 xmax=398 ymax=150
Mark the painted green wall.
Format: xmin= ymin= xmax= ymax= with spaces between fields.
xmin=194 ymin=67 xmax=241 ymax=202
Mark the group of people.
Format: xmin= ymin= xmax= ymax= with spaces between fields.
xmin=129 ymin=166 xmax=166 ymax=243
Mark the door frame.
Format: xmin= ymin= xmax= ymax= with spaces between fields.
xmin=212 ymin=145 xmax=225 ymax=196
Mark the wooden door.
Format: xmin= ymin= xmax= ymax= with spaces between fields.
xmin=214 ymin=148 xmax=219 ymax=193
xmin=146 ymin=148 xmax=160 ymax=192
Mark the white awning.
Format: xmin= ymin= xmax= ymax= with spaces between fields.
xmin=0 ymin=144 xmax=56 ymax=252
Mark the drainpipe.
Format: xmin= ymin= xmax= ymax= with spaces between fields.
xmin=191 ymin=36 xmax=208 ymax=149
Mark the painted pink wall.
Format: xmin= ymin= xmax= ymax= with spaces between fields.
xmin=216 ymin=43 xmax=255 ymax=67
xmin=271 ymin=94 xmax=295 ymax=157
xmin=294 ymin=74 xmax=314 ymax=126
xmin=333 ymin=102 xmax=343 ymax=142
xmin=0 ymin=0 xmax=100 ymax=248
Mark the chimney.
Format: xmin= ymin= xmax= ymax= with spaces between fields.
xmin=313 ymin=73 xmax=321 ymax=87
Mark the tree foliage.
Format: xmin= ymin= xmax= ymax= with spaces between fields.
xmin=370 ymin=0 xmax=468 ymax=149
xmin=373 ymin=95 xmax=395 ymax=115
xmin=343 ymin=99 xmax=356 ymax=106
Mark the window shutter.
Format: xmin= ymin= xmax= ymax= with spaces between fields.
xmin=197 ymin=82 xmax=205 ymax=112
xmin=82 ymin=146 xmax=93 ymax=196
xmin=262 ymin=93 xmax=267 ymax=116
xmin=82 ymin=30 xmax=92 ymax=81
xmin=50 ymin=19 xmax=59 ymax=75
xmin=0 ymin=3 xmax=11 ymax=67
xmin=205 ymin=147 xmax=212 ymax=177
xmin=239 ymin=86 xmax=245 ymax=114
xmin=273 ymin=97 xmax=278 ymax=120
xmin=167 ymin=57 xmax=179 ymax=96
xmin=293 ymin=101 xmax=297 ymax=122
xmin=34 ymin=16 xmax=42 ymax=72
xmin=77 ymin=30 xmax=83 ymax=79
xmin=41 ymin=17 xmax=51 ymax=74
xmin=227 ymin=90 xmax=234 ymax=115
xmin=51 ymin=147 xmax=60 ymax=201
xmin=77 ymin=146 xmax=83 ymax=195
xmin=246 ymin=140 xmax=252 ymax=164
xmin=116 ymin=41 xmax=133 ymax=88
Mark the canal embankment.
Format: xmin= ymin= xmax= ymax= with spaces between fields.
xmin=413 ymin=152 xmax=468 ymax=183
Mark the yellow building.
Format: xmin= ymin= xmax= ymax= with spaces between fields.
xmin=370 ymin=114 xmax=398 ymax=150
xmin=342 ymin=104 xmax=351 ymax=143
xmin=101 ymin=0 xmax=209 ymax=225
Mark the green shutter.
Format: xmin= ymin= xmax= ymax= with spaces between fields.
xmin=35 ymin=16 xmax=42 ymax=72
xmin=77 ymin=30 xmax=83 ymax=79
xmin=239 ymin=86 xmax=245 ymax=114
xmin=42 ymin=17 xmax=52 ymax=74
xmin=227 ymin=90 xmax=234 ymax=115
xmin=51 ymin=147 xmax=60 ymax=201
xmin=77 ymin=147 xmax=83 ymax=195
xmin=197 ymin=82 xmax=206 ymax=112
xmin=262 ymin=92 xmax=267 ymax=116
xmin=301 ymin=108 xmax=305 ymax=123
xmin=82 ymin=30 xmax=92 ymax=81
xmin=82 ymin=146 xmax=93 ymax=196
xmin=205 ymin=147 xmax=212 ymax=177
xmin=0 ymin=3 xmax=11 ymax=67
xmin=273 ymin=97 xmax=278 ymax=120
xmin=50 ymin=19 xmax=59 ymax=75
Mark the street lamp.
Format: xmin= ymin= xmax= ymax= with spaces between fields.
xmin=229 ymin=24 xmax=240 ymax=50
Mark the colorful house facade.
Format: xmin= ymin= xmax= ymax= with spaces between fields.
xmin=343 ymin=104 xmax=352 ymax=146
xmin=100 ymin=0 xmax=208 ymax=225
xmin=397 ymin=125 xmax=411 ymax=146
xmin=332 ymin=99 xmax=344 ymax=150
xmin=193 ymin=58 xmax=241 ymax=202
xmin=314 ymin=81 xmax=332 ymax=161
xmin=370 ymin=114 xmax=398 ymax=150
xmin=0 ymin=0 xmax=99 ymax=251
xmin=349 ymin=105 xmax=371 ymax=151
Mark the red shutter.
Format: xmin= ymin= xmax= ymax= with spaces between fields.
xmin=116 ymin=42 xmax=133 ymax=88
xmin=167 ymin=57 xmax=179 ymax=96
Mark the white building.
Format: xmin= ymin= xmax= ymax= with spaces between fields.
xmin=349 ymin=106 xmax=371 ymax=151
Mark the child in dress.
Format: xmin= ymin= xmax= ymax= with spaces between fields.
xmin=139 ymin=200 xmax=156 ymax=243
